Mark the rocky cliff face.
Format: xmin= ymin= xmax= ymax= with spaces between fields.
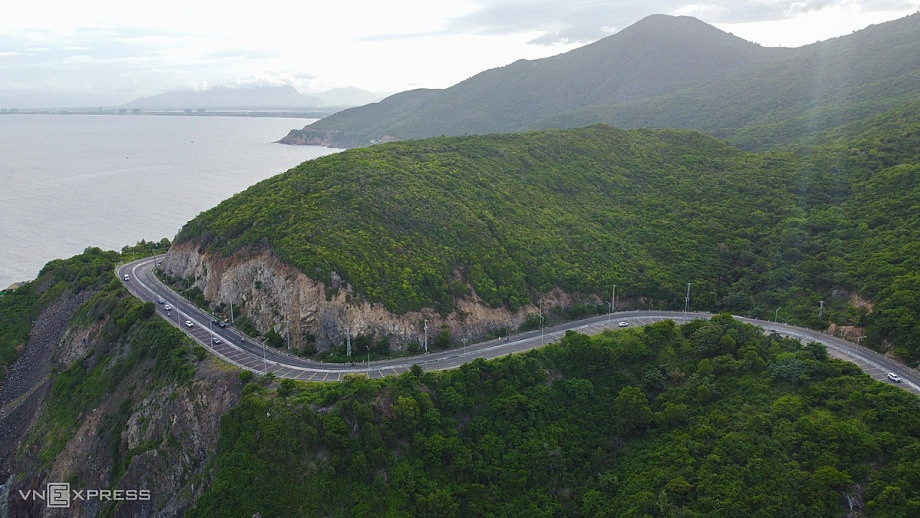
xmin=163 ymin=243 xmax=575 ymax=353
xmin=1 ymin=287 xmax=241 ymax=517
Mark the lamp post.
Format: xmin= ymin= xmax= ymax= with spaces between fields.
xmin=775 ymin=307 xmax=780 ymax=322
xmin=423 ymin=319 xmax=428 ymax=353
xmin=540 ymin=299 xmax=544 ymax=346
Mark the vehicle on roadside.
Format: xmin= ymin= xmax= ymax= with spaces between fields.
xmin=618 ymin=321 xmax=629 ymax=327
xmin=888 ymin=372 xmax=902 ymax=383
xmin=211 ymin=318 xmax=220 ymax=325
xmin=157 ymin=298 xmax=164 ymax=304
xmin=212 ymin=337 xmax=222 ymax=345
xmin=219 ymin=321 xmax=228 ymax=328
xmin=123 ymin=274 xmax=130 ymax=281
xmin=164 ymin=304 xmax=171 ymax=311
xmin=185 ymin=320 xmax=194 ymax=328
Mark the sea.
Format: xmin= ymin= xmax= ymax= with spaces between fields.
xmin=0 ymin=114 xmax=340 ymax=289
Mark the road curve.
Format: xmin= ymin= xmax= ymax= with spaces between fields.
xmin=116 ymin=257 xmax=919 ymax=395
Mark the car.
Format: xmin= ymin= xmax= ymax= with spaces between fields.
xmin=887 ymin=372 xmax=902 ymax=383
xmin=212 ymin=337 xmax=222 ymax=345
xmin=185 ymin=320 xmax=194 ymax=328
xmin=618 ymin=321 xmax=629 ymax=327
xmin=123 ymin=274 xmax=130 ymax=281
xmin=218 ymin=321 xmax=228 ymax=328
xmin=164 ymin=304 xmax=172 ymax=311
xmin=211 ymin=318 xmax=220 ymax=325
xmin=157 ymin=298 xmax=164 ymax=304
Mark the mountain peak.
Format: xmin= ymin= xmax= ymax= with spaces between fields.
xmin=288 ymin=13 xmax=918 ymax=149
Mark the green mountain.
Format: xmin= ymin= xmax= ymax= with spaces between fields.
xmin=279 ymin=13 xmax=920 ymax=150
xmin=178 ymin=97 xmax=920 ymax=364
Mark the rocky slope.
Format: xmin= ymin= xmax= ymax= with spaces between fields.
xmin=0 ymin=250 xmax=243 ymax=517
xmin=163 ymin=243 xmax=581 ymax=353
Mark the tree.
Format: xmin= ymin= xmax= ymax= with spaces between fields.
xmin=434 ymin=324 xmax=451 ymax=349
xmin=613 ymin=386 xmax=652 ymax=435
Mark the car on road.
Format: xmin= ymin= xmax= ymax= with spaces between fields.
xmin=157 ymin=297 xmax=164 ymax=304
xmin=185 ymin=320 xmax=194 ymax=328
xmin=123 ymin=274 xmax=130 ymax=281
xmin=212 ymin=337 xmax=222 ymax=345
xmin=211 ymin=318 xmax=220 ymax=325
xmin=164 ymin=304 xmax=171 ymax=311
xmin=888 ymin=372 xmax=902 ymax=383
xmin=618 ymin=321 xmax=629 ymax=327
xmin=218 ymin=321 xmax=228 ymax=328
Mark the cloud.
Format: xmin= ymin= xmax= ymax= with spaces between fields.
xmin=445 ymin=0 xmax=920 ymax=44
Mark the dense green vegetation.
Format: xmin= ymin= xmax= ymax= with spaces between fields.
xmin=189 ymin=316 xmax=920 ymax=516
xmin=179 ymin=106 xmax=920 ymax=363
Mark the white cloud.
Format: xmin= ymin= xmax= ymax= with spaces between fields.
xmin=2 ymin=1 xmax=919 ymax=107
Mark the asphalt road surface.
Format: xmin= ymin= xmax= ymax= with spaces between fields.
xmin=117 ymin=257 xmax=919 ymax=395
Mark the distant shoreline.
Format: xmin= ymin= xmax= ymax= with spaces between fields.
xmin=0 ymin=109 xmax=334 ymax=119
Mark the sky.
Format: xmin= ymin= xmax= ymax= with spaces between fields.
xmin=2 ymin=0 xmax=919 ymax=108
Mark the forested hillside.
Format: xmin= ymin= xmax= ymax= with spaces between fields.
xmin=178 ymin=106 xmax=920 ymax=364
xmin=189 ymin=317 xmax=920 ymax=516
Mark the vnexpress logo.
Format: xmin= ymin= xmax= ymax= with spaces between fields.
xmin=46 ymin=483 xmax=70 ymax=508
xmin=18 ymin=482 xmax=150 ymax=508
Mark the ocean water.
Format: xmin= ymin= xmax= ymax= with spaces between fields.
xmin=0 ymin=114 xmax=339 ymax=289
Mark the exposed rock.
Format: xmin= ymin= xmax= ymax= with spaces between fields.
xmin=163 ymin=243 xmax=559 ymax=353
xmin=2 ymin=284 xmax=241 ymax=517
xmin=0 ymin=291 xmax=92 ymax=476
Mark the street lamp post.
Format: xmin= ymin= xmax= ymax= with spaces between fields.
xmin=540 ymin=299 xmax=544 ymax=345
xmin=775 ymin=307 xmax=780 ymax=322
xmin=612 ymin=284 xmax=616 ymax=315
xmin=346 ymin=324 xmax=351 ymax=358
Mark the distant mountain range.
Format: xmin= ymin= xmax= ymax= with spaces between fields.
xmin=123 ymin=85 xmax=383 ymax=110
xmin=279 ymin=13 xmax=920 ymax=149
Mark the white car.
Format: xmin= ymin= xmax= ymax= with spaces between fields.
xmin=212 ymin=337 xmax=222 ymax=345
xmin=887 ymin=372 xmax=902 ymax=383
xmin=185 ymin=320 xmax=194 ymax=328
xmin=618 ymin=321 xmax=629 ymax=328
xmin=123 ymin=274 xmax=130 ymax=281
xmin=164 ymin=304 xmax=172 ymax=311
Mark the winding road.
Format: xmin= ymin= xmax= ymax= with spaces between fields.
xmin=117 ymin=257 xmax=919 ymax=395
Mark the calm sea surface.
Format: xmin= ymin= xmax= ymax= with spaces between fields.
xmin=0 ymin=114 xmax=339 ymax=289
